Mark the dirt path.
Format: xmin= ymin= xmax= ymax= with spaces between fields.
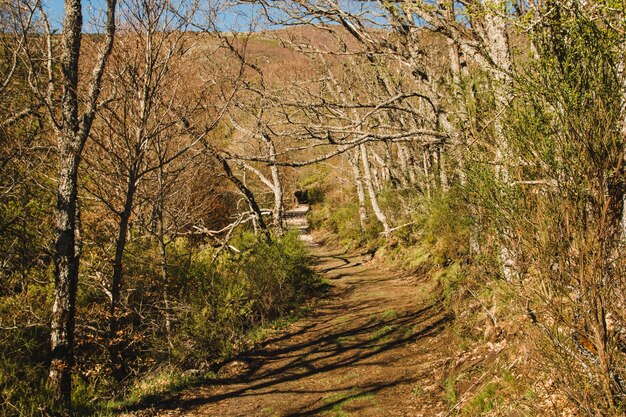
xmin=148 ymin=208 xmax=451 ymax=416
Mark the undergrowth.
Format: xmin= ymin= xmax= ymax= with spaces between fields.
xmin=0 ymin=230 xmax=319 ymax=416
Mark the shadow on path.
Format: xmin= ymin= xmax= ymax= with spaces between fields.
xmin=125 ymin=245 xmax=450 ymax=417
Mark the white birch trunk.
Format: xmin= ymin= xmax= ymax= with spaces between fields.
xmin=361 ymin=144 xmax=390 ymax=234
xmin=483 ymin=0 xmax=515 ymax=280
xmin=483 ymin=0 xmax=513 ymax=183
xmin=397 ymin=143 xmax=412 ymax=187
xmin=264 ymin=134 xmax=284 ymax=235
xmin=348 ymin=149 xmax=368 ymax=230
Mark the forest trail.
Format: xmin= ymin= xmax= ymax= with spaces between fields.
xmin=144 ymin=206 xmax=451 ymax=416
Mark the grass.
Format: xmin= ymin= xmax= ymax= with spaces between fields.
xmin=443 ymin=375 xmax=458 ymax=407
xmin=341 ymin=371 xmax=360 ymax=382
xmin=524 ymin=389 xmax=538 ymax=401
xmin=401 ymin=324 xmax=419 ymax=338
xmin=367 ymin=325 xmax=395 ymax=351
xmin=336 ymin=335 xmax=357 ymax=345
xmin=369 ymin=325 xmax=394 ymax=341
xmin=106 ymin=367 xmax=216 ymax=413
xmin=462 ymin=382 xmax=501 ymax=415
xmin=247 ymin=304 xmax=313 ymax=345
xmin=412 ymin=383 xmax=425 ymax=397
xmin=322 ymin=388 xmax=377 ymax=416
xmin=337 ymin=314 xmax=355 ymax=323
xmin=109 ymin=293 xmax=317 ymax=414
xmin=415 ymin=280 xmax=439 ymax=305
xmin=261 ymin=405 xmax=278 ymax=416
xmin=380 ymin=308 xmax=400 ymax=320
xmin=366 ymin=314 xmax=379 ymax=324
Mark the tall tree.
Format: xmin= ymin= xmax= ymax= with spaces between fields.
xmin=48 ymin=0 xmax=117 ymax=408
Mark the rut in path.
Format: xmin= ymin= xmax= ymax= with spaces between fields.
xmin=145 ymin=207 xmax=452 ymax=416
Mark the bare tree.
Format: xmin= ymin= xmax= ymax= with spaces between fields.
xmin=82 ymin=0 xmax=211 ymax=379
xmin=44 ymin=0 xmax=118 ymax=407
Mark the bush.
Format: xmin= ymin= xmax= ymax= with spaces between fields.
xmin=171 ymin=231 xmax=317 ymax=366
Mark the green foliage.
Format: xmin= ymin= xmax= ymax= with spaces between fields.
xmin=443 ymin=375 xmax=458 ymax=406
xmin=464 ymin=4 xmax=626 ymax=414
xmin=307 ymin=182 xmax=379 ymax=247
xmin=107 ymin=366 xmax=216 ymax=412
xmin=436 ymin=262 xmax=463 ymax=309
xmin=305 ymin=186 xmax=325 ymax=204
xmin=325 ymin=203 xmax=367 ymax=243
xmin=171 ymin=231 xmax=317 ymax=365
xmin=415 ymin=189 xmax=472 ymax=265
xmin=321 ymin=388 xmax=376 ymax=416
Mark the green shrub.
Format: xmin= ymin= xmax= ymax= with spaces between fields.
xmin=171 ymin=231 xmax=317 ymax=366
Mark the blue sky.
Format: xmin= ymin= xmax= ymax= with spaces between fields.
xmin=40 ymin=0 xmax=269 ymax=32
xmin=41 ymin=0 xmax=65 ymax=29
xmin=40 ymin=0 xmax=386 ymax=33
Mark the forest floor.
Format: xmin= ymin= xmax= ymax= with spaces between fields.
xmin=134 ymin=206 xmax=453 ymax=416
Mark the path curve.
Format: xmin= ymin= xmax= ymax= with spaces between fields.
xmin=144 ymin=207 xmax=451 ymax=416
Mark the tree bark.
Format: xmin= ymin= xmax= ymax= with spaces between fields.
xmin=109 ymin=171 xmax=136 ymax=381
xmin=483 ymin=0 xmax=513 ymax=182
xmin=220 ymin=156 xmax=270 ymax=240
xmin=49 ymin=0 xmax=116 ymax=408
xmin=396 ymin=143 xmax=411 ymax=187
xmin=271 ymin=165 xmax=284 ymax=234
xmin=156 ymin=162 xmax=174 ymax=354
xmin=263 ymin=133 xmax=284 ymax=234
xmin=348 ymin=149 xmax=368 ymax=230
xmin=360 ymin=144 xmax=390 ymax=234
xmin=434 ymin=145 xmax=449 ymax=191
xmin=48 ymin=0 xmax=84 ymax=407
xmin=618 ymin=40 xmax=626 ymax=245
xmin=481 ymin=0 xmax=515 ymax=280
xmin=50 ymin=149 xmax=81 ymax=408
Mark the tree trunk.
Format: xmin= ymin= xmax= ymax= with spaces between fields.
xmin=618 ymin=46 xmax=626 ymax=245
xmin=396 ymin=143 xmax=411 ymax=187
xmin=219 ymin=156 xmax=270 ymax=240
xmin=360 ymin=144 xmax=390 ymax=234
xmin=435 ymin=146 xmax=449 ymax=191
xmin=49 ymin=0 xmax=116 ymax=407
xmin=155 ymin=162 xmax=174 ymax=354
xmin=49 ymin=0 xmax=83 ymax=407
xmin=271 ymin=165 xmax=284 ymax=234
xmin=50 ymin=148 xmax=81 ymax=408
xmin=263 ymin=133 xmax=284 ymax=234
xmin=483 ymin=0 xmax=513 ymax=182
xmin=109 ymin=173 xmax=136 ymax=381
xmin=483 ymin=0 xmax=515 ymax=280
xmin=445 ymin=3 xmax=469 ymax=186
xmin=159 ymin=236 xmax=174 ymax=353
xmin=422 ymin=148 xmax=431 ymax=198
xmin=348 ymin=149 xmax=368 ymax=230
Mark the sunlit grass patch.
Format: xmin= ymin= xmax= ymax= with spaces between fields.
xmin=107 ymin=367 xmax=216 ymax=412
xmin=380 ymin=308 xmax=400 ymax=320
xmin=322 ymin=388 xmax=377 ymax=416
